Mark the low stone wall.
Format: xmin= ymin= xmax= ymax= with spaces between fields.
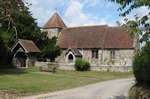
xmin=35 ymin=62 xmax=132 ymax=72
xmin=58 ymin=64 xmax=75 ymax=70
xmin=35 ymin=62 xmax=49 ymax=67
xmin=97 ymin=66 xmax=132 ymax=72
xmin=58 ymin=63 xmax=132 ymax=72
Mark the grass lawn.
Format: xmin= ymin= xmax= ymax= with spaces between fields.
xmin=0 ymin=67 xmax=133 ymax=96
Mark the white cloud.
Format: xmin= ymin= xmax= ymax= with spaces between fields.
xmin=134 ymin=6 xmax=149 ymax=16
xmin=64 ymin=0 xmax=88 ymax=26
xmin=64 ymin=0 xmax=116 ymax=27
xmin=47 ymin=0 xmax=64 ymax=6
xmin=82 ymin=0 xmax=98 ymax=7
xmin=27 ymin=0 xmax=117 ymax=27
xmin=27 ymin=0 xmax=64 ymax=26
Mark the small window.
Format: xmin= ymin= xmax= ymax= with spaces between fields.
xmin=110 ymin=50 xmax=115 ymax=59
xmin=92 ymin=49 xmax=98 ymax=59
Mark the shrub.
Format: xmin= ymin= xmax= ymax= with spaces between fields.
xmin=75 ymin=58 xmax=90 ymax=71
xmin=0 ymin=38 xmax=14 ymax=68
xmin=133 ymin=42 xmax=150 ymax=84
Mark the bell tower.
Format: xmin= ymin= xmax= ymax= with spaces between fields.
xmin=42 ymin=12 xmax=66 ymax=39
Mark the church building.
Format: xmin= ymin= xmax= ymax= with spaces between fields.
xmin=42 ymin=12 xmax=136 ymax=71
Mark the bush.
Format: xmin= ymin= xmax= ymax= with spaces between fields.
xmin=0 ymin=38 xmax=14 ymax=68
xmin=133 ymin=42 xmax=150 ymax=84
xmin=75 ymin=58 xmax=90 ymax=71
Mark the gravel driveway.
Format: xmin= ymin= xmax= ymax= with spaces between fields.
xmin=22 ymin=78 xmax=134 ymax=99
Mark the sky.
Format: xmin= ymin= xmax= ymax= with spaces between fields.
xmin=27 ymin=0 xmax=149 ymax=27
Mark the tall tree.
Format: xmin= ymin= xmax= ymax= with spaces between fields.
xmin=42 ymin=37 xmax=61 ymax=62
xmin=0 ymin=0 xmax=61 ymax=65
xmin=111 ymin=0 xmax=150 ymax=85
xmin=0 ymin=0 xmax=47 ymax=47
xmin=0 ymin=0 xmax=23 ymax=40
xmin=110 ymin=0 xmax=150 ymax=48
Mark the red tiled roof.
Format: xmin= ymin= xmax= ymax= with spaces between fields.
xmin=43 ymin=12 xmax=66 ymax=29
xmin=58 ymin=25 xmax=134 ymax=49
xmin=12 ymin=39 xmax=41 ymax=53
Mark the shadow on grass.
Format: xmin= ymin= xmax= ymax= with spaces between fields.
xmin=0 ymin=68 xmax=28 ymax=75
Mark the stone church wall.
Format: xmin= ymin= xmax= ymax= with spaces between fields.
xmin=42 ymin=28 xmax=60 ymax=39
xmin=56 ymin=49 xmax=134 ymax=68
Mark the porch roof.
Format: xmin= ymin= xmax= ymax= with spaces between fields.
xmin=11 ymin=39 xmax=40 ymax=53
xmin=66 ymin=48 xmax=82 ymax=57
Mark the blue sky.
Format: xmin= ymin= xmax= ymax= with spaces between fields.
xmin=27 ymin=0 xmax=148 ymax=27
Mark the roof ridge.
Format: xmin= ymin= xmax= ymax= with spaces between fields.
xmin=18 ymin=39 xmax=33 ymax=42
xmin=65 ymin=25 xmax=108 ymax=29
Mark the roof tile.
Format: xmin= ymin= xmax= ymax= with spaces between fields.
xmin=58 ymin=26 xmax=134 ymax=49
xmin=43 ymin=12 xmax=66 ymax=29
xmin=18 ymin=39 xmax=40 ymax=53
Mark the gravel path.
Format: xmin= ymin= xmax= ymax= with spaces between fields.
xmin=22 ymin=78 xmax=134 ymax=99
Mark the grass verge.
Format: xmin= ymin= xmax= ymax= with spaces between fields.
xmin=0 ymin=67 xmax=133 ymax=97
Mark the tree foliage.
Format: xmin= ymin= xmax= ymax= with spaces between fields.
xmin=110 ymin=0 xmax=150 ymax=84
xmin=110 ymin=0 xmax=150 ymax=16
xmin=41 ymin=37 xmax=61 ymax=62
xmin=111 ymin=0 xmax=150 ymax=46
xmin=133 ymin=42 xmax=150 ymax=84
xmin=0 ymin=37 xmax=13 ymax=67
xmin=0 ymin=0 xmax=47 ymax=47
xmin=0 ymin=0 xmax=61 ymax=65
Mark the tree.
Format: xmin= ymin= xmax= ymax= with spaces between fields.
xmin=110 ymin=0 xmax=150 ymax=45
xmin=0 ymin=0 xmax=61 ymax=66
xmin=110 ymin=0 xmax=150 ymax=84
xmin=0 ymin=37 xmax=8 ymax=65
xmin=110 ymin=0 xmax=150 ymax=15
xmin=0 ymin=0 xmax=42 ymax=66
xmin=0 ymin=0 xmax=23 ymax=42
xmin=42 ymin=37 xmax=61 ymax=62
xmin=0 ymin=0 xmax=50 ymax=50
xmin=0 ymin=0 xmax=47 ymax=47
xmin=0 ymin=36 xmax=13 ymax=67
xmin=133 ymin=42 xmax=150 ymax=84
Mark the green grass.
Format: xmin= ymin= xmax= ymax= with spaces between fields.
xmin=0 ymin=67 xmax=133 ymax=96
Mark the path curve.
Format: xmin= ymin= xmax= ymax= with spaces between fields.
xmin=22 ymin=78 xmax=134 ymax=99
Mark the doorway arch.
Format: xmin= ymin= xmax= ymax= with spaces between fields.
xmin=68 ymin=53 xmax=74 ymax=63
xmin=14 ymin=52 xmax=27 ymax=67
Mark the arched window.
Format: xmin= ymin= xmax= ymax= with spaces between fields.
xmin=68 ymin=54 xmax=74 ymax=63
